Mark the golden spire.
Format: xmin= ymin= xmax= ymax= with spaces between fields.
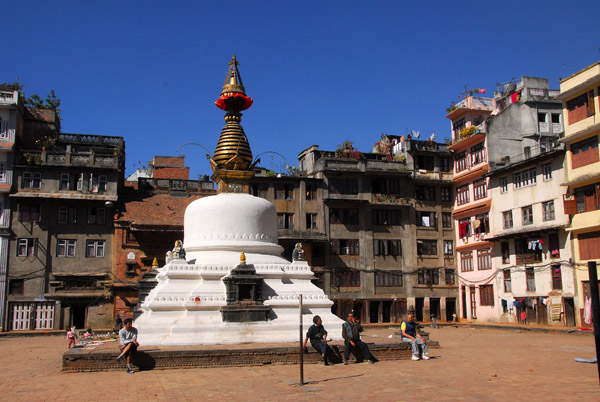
xmin=240 ymin=251 xmax=246 ymax=264
xmin=152 ymin=257 xmax=159 ymax=269
xmin=210 ymin=56 xmax=256 ymax=193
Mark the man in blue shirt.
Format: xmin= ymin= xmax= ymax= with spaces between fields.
xmin=116 ymin=318 xmax=139 ymax=373
xmin=401 ymin=314 xmax=429 ymax=361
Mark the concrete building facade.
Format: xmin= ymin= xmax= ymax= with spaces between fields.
xmin=559 ymin=61 xmax=600 ymax=328
xmin=297 ymin=137 xmax=457 ymax=324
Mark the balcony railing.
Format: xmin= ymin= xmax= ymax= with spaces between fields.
xmin=18 ymin=150 xmax=119 ymax=169
xmin=138 ymin=177 xmax=214 ymax=193
xmin=0 ymin=91 xmax=17 ymax=105
xmin=58 ymin=133 xmax=124 ymax=147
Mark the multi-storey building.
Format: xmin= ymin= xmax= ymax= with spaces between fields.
xmin=298 ymin=137 xmax=457 ymax=324
xmin=486 ymin=77 xmax=573 ymax=326
xmin=6 ymin=109 xmax=124 ymax=331
xmin=113 ymin=156 xmax=214 ymax=321
xmin=446 ymin=95 xmax=497 ymax=322
xmin=559 ymin=61 xmax=600 ymax=328
xmin=0 ymin=86 xmax=20 ymax=330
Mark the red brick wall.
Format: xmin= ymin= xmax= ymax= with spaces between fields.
xmin=153 ymin=156 xmax=185 ymax=167
xmin=153 ymin=167 xmax=189 ymax=179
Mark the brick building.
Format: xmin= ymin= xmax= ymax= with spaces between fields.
xmin=112 ymin=156 xmax=214 ymax=321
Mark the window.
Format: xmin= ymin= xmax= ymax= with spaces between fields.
xmin=575 ymin=184 xmax=599 ymax=213
xmin=538 ymin=112 xmax=548 ymax=132
xmin=76 ymin=173 xmax=84 ymax=191
xmin=453 ymin=118 xmax=465 ymax=135
xmin=415 ymin=155 xmax=434 ymax=171
xmin=372 ymin=178 xmax=401 ymax=194
xmin=503 ymin=270 xmax=512 ymax=292
xmin=442 ymin=213 xmax=452 ymax=228
xmin=551 ymin=113 xmax=562 ymax=132
xmin=501 ymin=242 xmax=510 ymax=264
xmin=305 ymin=185 xmax=317 ymax=200
xmin=513 ymin=169 xmax=536 ymax=189
xmin=329 ymin=208 xmax=358 ymax=225
xmin=471 ymin=143 xmax=486 ymax=165
xmin=440 ymin=187 xmax=452 ymax=202
xmin=578 ymin=231 xmax=600 ymax=260
xmin=59 ymin=173 xmax=71 ymax=190
xmin=9 ymin=279 xmax=24 ymax=295
xmin=372 ymin=209 xmax=401 ymax=225
xmin=456 ymin=184 xmax=470 ymax=206
xmin=566 ymin=91 xmax=595 ymax=125
xmin=474 ymin=213 xmax=489 ymax=235
xmin=0 ymin=163 xmax=5 ymax=181
xmin=477 ymin=248 xmax=492 ymax=270
xmin=252 ymin=184 xmax=268 ymax=198
xmin=375 ymin=270 xmax=403 ymax=287
xmin=415 ymin=186 xmax=436 ymax=201
xmin=416 ymin=211 xmax=436 ymax=228
xmin=571 ymin=136 xmax=599 ymax=169
xmin=522 ymin=205 xmax=533 ymax=225
xmin=0 ymin=120 xmax=7 ymax=139
xmin=461 ymin=251 xmax=473 ymax=272
xmin=22 ymin=172 xmax=41 ymax=189
xmin=444 ymin=240 xmax=453 ymax=256
xmin=87 ymin=207 xmax=106 ymax=225
xmin=331 ymin=269 xmax=360 ymax=287
xmin=57 ymin=239 xmax=76 ymax=258
xmin=503 ymin=211 xmax=513 ymax=229
xmin=306 ymin=213 xmax=317 ymax=230
xmin=19 ymin=204 xmax=41 ymax=223
xmin=526 ymin=268 xmax=536 ymax=291
xmin=417 ymin=240 xmax=437 ymax=256
xmin=516 ymin=239 xmax=543 ymax=264
xmin=524 ymin=146 xmax=532 ymax=159
xmin=86 ymin=240 xmax=105 ymax=258
xmin=552 ymin=265 xmax=562 ymax=290
xmin=89 ymin=174 xmax=107 ymax=193
xmin=312 ymin=245 xmax=325 ymax=266
xmin=543 ymin=200 xmax=555 ymax=221
xmin=445 ymin=269 xmax=455 ymax=284
xmin=329 ymin=179 xmax=358 ymax=195
xmin=330 ymin=239 xmax=359 ymax=255
xmin=500 ymin=177 xmax=508 ymax=193
xmin=418 ymin=268 xmax=439 ymax=285
xmin=373 ymin=239 xmax=402 ymax=257
xmin=274 ymin=184 xmax=294 ymax=200
xmin=17 ymin=238 xmax=37 ymax=257
xmin=440 ymin=157 xmax=450 ymax=172
xmin=458 ymin=218 xmax=471 ymax=237
xmin=277 ymin=213 xmax=294 ymax=229
xmin=543 ymin=163 xmax=552 ymax=181
xmin=455 ymin=152 xmax=467 ymax=172
xmin=473 ymin=178 xmax=487 ymax=200
xmin=58 ymin=206 xmax=77 ymax=224
xmin=549 ymin=233 xmax=560 ymax=259
xmin=479 ymin=285 xmax=494 ymax=306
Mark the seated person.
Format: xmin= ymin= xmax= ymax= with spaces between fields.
xmin=116 ymin=318 xmax=139 ymax=374
xmin=303 ymin=315 xmax=334 ymax=365
xmin=401 ymin=314 xmax=429 ymax=361
xmin=342 ymin=313 xmax=375 ymax=364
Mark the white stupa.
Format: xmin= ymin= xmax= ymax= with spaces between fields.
xmin=134 ymin=56 xmax=343 ymax=345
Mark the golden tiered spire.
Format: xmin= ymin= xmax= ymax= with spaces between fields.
xmin=210 ymin=55 xmax=256 ymax=193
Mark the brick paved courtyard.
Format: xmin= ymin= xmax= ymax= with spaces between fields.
xmin=0 ymin=326 xmax=598 ymax=401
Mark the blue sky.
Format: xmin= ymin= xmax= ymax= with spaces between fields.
xmin=2 ymin=1 xmax=599 ymax=178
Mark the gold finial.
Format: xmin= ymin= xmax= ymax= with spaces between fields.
xmin=221 ymin=54 xmax=246 ymax=96
xmin=240 ymin=251 xmax=246 ymax=264
xmin=152 ymin=257 xmax=159 ymax=269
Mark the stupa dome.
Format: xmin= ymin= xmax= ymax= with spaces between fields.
xmin=183 ymin=193 xmax=283 ymax=258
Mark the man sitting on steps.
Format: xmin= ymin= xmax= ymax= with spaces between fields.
xmin=401 ymin=314 xmax=429 ymax=361
xmin=342 ymin=312 xmax=375 ymax=364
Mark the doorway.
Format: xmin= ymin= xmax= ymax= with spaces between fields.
xmin=446 ymin=298 xmax=456 ymax=322
xmin=415 ymin=298 xmax=424 ymax=321
xmin=369 ymin=301 xmax=380 ymax=323
xmin=430 ymin=298 xmax=441 ymax=321
xmin=469 ymin=286 xmax=477 ymax=319
xmin=564 ymin=297 xmax=576 ymax=327
xmin=72 ymin=306 xmax=86 ymax=329
xmin=461 ymin=286 xmax=467 ymax=319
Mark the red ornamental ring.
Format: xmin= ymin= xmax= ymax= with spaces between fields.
xmin=195 ymin=297 xmax=200 ymax=302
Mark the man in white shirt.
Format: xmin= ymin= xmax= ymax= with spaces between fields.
xmin=116 ymin=318 xmax=139 ymax=374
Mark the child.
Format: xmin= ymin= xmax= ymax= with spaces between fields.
xmin=83 ymin=328 xmax=93 ymax=338
xmin=67 ymin=326 xmax=77 ymax=348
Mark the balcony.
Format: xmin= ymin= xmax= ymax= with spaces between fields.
xmin=138 ymin=177 xmax=214 ymax=193
xmin=58 ymin=133 xmax=124 ymax=147
xmin=525 ymin=88 xmax=560 ymax=103
xmin=0 ymin=91 xmax=18 ymax=105
xmin=17 ymin=150 xmax=119 ymax=169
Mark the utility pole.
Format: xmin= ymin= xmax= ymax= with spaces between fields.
xmin=587 ymin=262 xmax=600 ymax=386
xmin=299 ymin=293 xmax=304 ymax=386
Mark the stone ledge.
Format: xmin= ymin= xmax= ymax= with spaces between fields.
xmin=62 ymin=341 xmax=440 ymax=372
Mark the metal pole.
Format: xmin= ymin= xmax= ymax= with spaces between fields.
xmin=299 ymin=293 xmax=304 ymax=386
xmin=587 ymin=261 xmax=600 ymax=386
